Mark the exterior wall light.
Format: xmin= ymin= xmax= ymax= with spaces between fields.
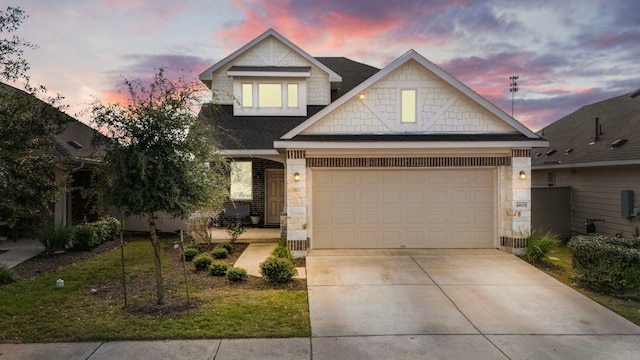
xmin=358 ymin=93 xmax=365 ymax=100
xmin=293 ymin=172 xmax=300 ymax=182
xmin=519 ymin=171 xmax=527 ymax=180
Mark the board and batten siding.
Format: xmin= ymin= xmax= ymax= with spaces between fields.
xmin=532 ymin=165 xmax=640 ymax=238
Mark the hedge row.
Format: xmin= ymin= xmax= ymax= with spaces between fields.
xmin=38 ymin=216 xmax=122 ymax=253
xmin=568 ymin=235 xmax=640 ymax=292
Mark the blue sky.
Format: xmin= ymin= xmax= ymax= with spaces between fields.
xmin=10 ymin=0 xmax=640 ymax=130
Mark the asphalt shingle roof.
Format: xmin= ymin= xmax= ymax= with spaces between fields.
xmin=532 ymin=93 xmax=640 ymax=168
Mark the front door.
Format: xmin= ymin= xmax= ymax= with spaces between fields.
xmin=265 ymin=169 xmax=285 ymax=225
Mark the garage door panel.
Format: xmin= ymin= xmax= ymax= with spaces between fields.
xmin=383 ymin=231 xmax=401 ymax=246
xmin=383 ymin=211 xmax=401 ymax=225
xmin=312 ymin=168 xmax=495 ymax=249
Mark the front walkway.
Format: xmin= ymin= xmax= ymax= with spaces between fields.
xmin=0 ymin=238 xmax=44 ymax=269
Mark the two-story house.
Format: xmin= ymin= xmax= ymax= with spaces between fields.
xmin=199 ymin=29 xmax=547 ymax=255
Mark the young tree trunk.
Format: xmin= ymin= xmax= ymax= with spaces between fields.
xmin=147 ymin=211 xmax=165 ymax=305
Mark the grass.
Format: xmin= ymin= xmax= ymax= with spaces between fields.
xmin=533 ymin=241 xmax=640 ymax=327
xmin=0 ymin=238 xmax=310 ymax=343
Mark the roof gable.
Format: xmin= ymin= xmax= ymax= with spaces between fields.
xmin=199 ymin=28 xmax=342 ymax=87
xmin=281 ymin=50 xmax=540 ymax=140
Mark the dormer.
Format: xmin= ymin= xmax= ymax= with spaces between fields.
xmin=199 ymin=29 xmax=342 ymax=117
xmin=229 ymin=65 xmax=310 ymax=116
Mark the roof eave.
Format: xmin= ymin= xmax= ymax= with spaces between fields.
xmin=274 ymin=139 xmax=549 ymax=149
xmin=532 ymin=159 xmax=640 ymax=170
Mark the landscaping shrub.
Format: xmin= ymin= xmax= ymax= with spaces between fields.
xmin=0 ymin=264 xmax=15 ymax=285
xmin=568 ymin=235 xmax=640 ymax=292
xmin=70 ymin=217 xmax=121 ymax=251
xmin=209 ymin=261 xmax=228 ymax=276
xmin=226 ymin=217 xmax=245 ymax=244
xmin=260 ymin=256 xmax=297 ymax=283
xmin=522 ymin=230 xmax=558 ymax=263
xmin=212 ymin=246 xmax=229 ymax=259
xmin=193 ymin=253 xmax=214 ymax=271
xmin=181 ymin=247 xmax=200 ymax=262
xmin=272 ymin=241 xmax=292 ymax=261
xmin=71 ymin=223 xmax=99 ymax=251
xmin=38 ymin=225 xmax=74 ymax=253
xmin=217 ymin=242 xmax=233 ymax=254
xmin=227 ymin=267 xmax=247 ymax=282
xmin=97 ymin=216 xmax=121 ymax=240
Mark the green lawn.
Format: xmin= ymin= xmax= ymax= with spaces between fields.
xmin=534 ymin=241 xmax=640 ymax=327
xmin=0 ymin=239 xmax=310 ymax=343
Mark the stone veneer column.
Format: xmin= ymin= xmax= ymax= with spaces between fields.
xmin=500 ymin=149 xmax=532 ymax=254
xmin=285 ymin=151 xmax=307 ymax=252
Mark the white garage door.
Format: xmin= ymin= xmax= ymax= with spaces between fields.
xmin=312 ymin=168 xmax=495 ymax=249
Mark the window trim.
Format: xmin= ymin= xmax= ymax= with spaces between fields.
xmin=233 ymin=78 xmax=307 ymax=116
xmin=401 ymin=89 xmax=417 ymax=123
xmin=230 ymin=161 xmax=252 ymax=201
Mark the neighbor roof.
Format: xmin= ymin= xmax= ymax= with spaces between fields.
xmin=532 ymin=93 xmax=640 ymax=169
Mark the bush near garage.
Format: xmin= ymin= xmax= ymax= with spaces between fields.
xmin=260 ymin=256 xmax=297 ymax=283
xmin=272 ymin=238 xmax=293 ymax=260
xmin=522 ymin=230 xmax=559 ymax=263
xmin=568 ymin=235 xmax=640 ymax=293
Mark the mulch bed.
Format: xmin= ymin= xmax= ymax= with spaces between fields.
xmin=10 ymin=239 xmax=307 ymax=317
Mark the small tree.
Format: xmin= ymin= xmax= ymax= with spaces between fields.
xmin=91 ymin=69 xmax=228 ymax=304
xmin=0 ymin=7 xmax=69 ymax=229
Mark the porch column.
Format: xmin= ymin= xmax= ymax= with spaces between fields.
xmin=285 ymin=150 xmax=308 ymax=253
xmin=500 ymin=149 xmax=532 ymax=254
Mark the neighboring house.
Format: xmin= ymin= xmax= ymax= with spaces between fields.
xmin=49 ymin=119 xmax=103 ymax=227
xmin=0 ymin=82 xmax=103 ymax=236
xmin=531 ymin=92 xmax=640 ymax=239
xmin=199 ymin=29 xmax=547 ymax=254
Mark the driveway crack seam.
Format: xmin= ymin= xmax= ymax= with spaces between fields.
xmin=409 ymin=255 xmax=512 ymax=359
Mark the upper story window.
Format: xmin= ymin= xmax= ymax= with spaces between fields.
xmin=230 ymin=66 xmax=309 ymax=116
xmin=258 ymin=84 xmax=283 ymax=107
xmin=401 ymin=89 xmax=417 ymax=123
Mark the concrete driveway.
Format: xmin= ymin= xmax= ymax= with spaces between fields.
xmin=306 ymin=249 xmax=640 ymax=359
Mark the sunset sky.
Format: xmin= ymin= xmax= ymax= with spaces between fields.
xmin=9 ymin=0 xmax=640 ymax=131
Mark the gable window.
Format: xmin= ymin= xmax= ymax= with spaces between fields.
xmin=401 ymin=89 xmax=417 ymax=123
xmin=233 ymin=78 xmax=307 ymax=116
xmin=230 ymin=161 xmax=252 ymax=200
xmin=258 ymin=84 xmax=282 ymax=107
xmin=287 ymin=83 xmax=298 ymax=108
xmin=241 ymin=84 xmax=253 ymax=107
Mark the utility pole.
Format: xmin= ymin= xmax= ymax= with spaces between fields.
xmin=509 ymin=75 xmax=519 ymax=118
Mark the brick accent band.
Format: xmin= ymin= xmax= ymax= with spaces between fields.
xmin=511 ymin=149 xmax=531 ymax=158
xmin=288 ymin=239 xmax=309 ymax=251
xmin=500 ymin=236 xmax=527 ymax=249
xmin=306 ymin=156 xmax=511 ymax=168
xmin=287 ymin=150 xmax=306 ymax=159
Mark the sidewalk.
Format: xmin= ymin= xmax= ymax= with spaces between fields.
xmin=0 ymin=338 xmax=312 ymax=360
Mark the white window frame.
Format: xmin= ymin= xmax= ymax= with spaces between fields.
xmin=401 ymin=89 xmax=417 ymax=123
xmin=233 ymin=78 xmax=307 ymax=116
